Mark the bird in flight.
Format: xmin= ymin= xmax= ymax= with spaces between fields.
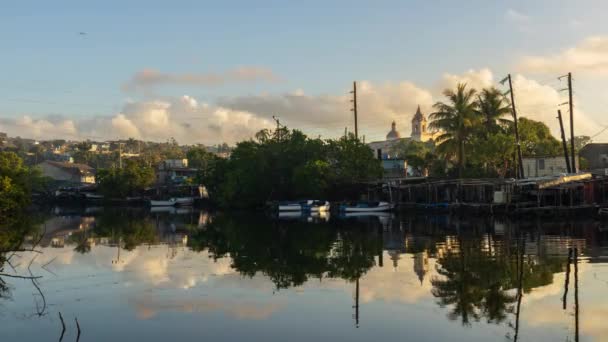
xmin=79 ymin=32 xmax=87 ymax=36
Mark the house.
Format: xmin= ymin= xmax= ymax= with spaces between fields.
xmin=522 ymin=156 xmax=578 ymax=178
xmin=38 ymin=160 xmax=96 ymax=184
xmin=156 ymin=159 xmax=198 ymax=185
xmin=382 ymin=159 xmax=409 ymax=179
xmin=579 ymin=143 xmax=608 ymax=171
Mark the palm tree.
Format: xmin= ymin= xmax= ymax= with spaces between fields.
xmin=476 ymin=88 xmax=512 ymax=136
xmin=430 ymin=83 xmax=480 ymax=178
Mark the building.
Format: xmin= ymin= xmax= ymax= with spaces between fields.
xmin=411 ymin=106 xmax=436 ymax=142
xmin=38 ymin=160 xmax=96 ymax=184
xmin=367 ymin=106 xmax=436 ymax=177
xmin=156 ymin=159 xmax=198 ymax=185
xmin=382 ymin=159 xmax=409 ymax=179
xmin=522 ymin=156 xmax=578 ymax=178
xmin=579 ymin=143 xmax=608 ymax=171
xmin=368 ymin=106 xmax=438 ymax=158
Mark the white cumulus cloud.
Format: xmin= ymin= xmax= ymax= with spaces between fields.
xmin=518 ymin=36 xmax=608 ymax=76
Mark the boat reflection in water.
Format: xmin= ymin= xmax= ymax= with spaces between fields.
xmin=1 ymin=207 xmax=607 ymax=341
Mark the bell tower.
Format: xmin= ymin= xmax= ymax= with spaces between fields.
xmin=411 ymin=105 xmax=428 ymax=142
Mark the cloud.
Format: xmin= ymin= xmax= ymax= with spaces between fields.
xmin=123 ymin=67 xmax=279 ymax=92
xmin=505 ymin=9 xmax=530 ymax=24
xmin=518 ymin=36 xmax=608 ymax=75
xmin=217 ymin=81 xmax=434 ymax=141
xmin=0 ymin=95 xmax=274 ymax=144
xmin=437 ymin=68 xmax=494 ymax=92
xmin=0 ymin=115 xmax=78 ymax=140
xmin=505 ymin=9 xmax=532 ymax=32
xmin=1 ymin=68 xmax=603 ymax=144
xmin=511 ymin=74 xmax=599 ymax=137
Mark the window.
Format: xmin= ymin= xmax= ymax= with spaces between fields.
xmin=538 ymin=159 xmax=545 ymax=170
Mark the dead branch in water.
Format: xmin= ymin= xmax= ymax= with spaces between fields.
xmin=58 ymin=312 xmax=66 ymax=342
xmin=75 ymin=317 xmax=81 ymax=341
xmin=0 ymin=273 xmax=42 ymax=279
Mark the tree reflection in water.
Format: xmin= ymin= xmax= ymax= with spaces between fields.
xmin=0 ymin=207 xmax=603 ymax=338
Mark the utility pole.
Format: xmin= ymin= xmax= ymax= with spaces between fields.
xmin=350 ymin=81 xmax=358 ymax=139
xmin=118 ymin=142 xmax=123 ymax=169
xmin=559 ymin=72 xmax=576 ymax=172
xmin=568 ymin=73 xmax=575 ymax=172
xmin=505 ymin=74 xmax=525 ymax=178
xmin=557 ymin=110 xmax=572 ymax=173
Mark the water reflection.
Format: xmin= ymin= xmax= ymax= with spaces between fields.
xmin=1 ymin=208 xmax=607 ymax=341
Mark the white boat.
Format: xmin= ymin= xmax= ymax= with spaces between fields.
xmin=278 ymin=201 xmax=304 ymax=211
xmin=84 ymin=193 xmax=104 ymax=200
xmin=150 ymin=198 xmax=177 ymax=206
xmin=278 ymin=200 xmax=330 ymax=212
xmin=175 ymin=197 xmax=194 ymax=206
xmin=306 ymin=200 xmax=330 ymax=212
xmin=340 ymin=201 xmax=394 ymax=212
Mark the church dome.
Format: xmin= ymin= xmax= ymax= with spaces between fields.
xmin=386 ymin=121 xmax=401 ymax=140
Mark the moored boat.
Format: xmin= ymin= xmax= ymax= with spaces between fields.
xmin=278 ymin=200 xmax=330 ymax=212
xmin=175 ymin=197 xmax=194 ymax=206
xmin=340 ymin=201 xmax=394 ymax=212
xmin=278 ymin=201 xmax=304 ymax=211
xmin=150 ymin=198 xmax=177 ymax=206
xmin=83 ymin=193 xmax=104 ymax=200
xmin=304 ymin=200 xmax=330 ymax=212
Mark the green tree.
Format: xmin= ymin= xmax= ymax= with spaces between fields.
xmin=430 ymin=83 xmax=480 ymax=177
xmin=389 ymin=140 xmax=435 ymax=176
xmin=517 ymin=117 xmax=561 ymax=157
xmin=96 ymin=160 xmax=155 ymax=198
xmin=0 ymin=152 xmax=46 ymax=215
xmin=568 ymin=135 xmax=591 ymax=154
xmin=476 ymin=88 xmax=512 ymax=135
xmin=210 ymin=128 xmax=380 ymax=208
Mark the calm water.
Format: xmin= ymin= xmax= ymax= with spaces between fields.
xmin=1 ymin=207 xmax=607 ymax=341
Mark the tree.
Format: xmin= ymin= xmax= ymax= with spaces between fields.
xmin=568 ymin=135 xmax=592 ymax=154
xmin=0 ymin=152 xmax=46 ymax=215
xmin=430 ymin=83 xmax=480 ymax=178
xmin=186 ymin=147 xmax=214 ymax=169
xmin=476 ymin=88 xmax=512 ymax=136
xmin=209 ymin=127 xmax=381 ymax=208
xmin=390 ymin=140 xmax=435 ymax=176
xmin=96 ymin=160 xmax=155 ymax=198
xmin=517 ymin=118 xmax=561 ymax=157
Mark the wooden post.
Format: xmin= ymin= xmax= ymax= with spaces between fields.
xmin=508 ymin=74 xmax=525 ymax=178
xmin=351 ymin=82 xmax=359 ymax=139
xmin=568 ymin=73 xmax=576 ymax=172
xmin=557 ymin=110 xmax=572 ymax=173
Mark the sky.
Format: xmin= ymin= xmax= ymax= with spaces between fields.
xmin=1 ymin=0 xmax=608 ymax=144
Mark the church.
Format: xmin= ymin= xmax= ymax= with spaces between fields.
xmin=367 ymin=105 xmax=437 ymax=160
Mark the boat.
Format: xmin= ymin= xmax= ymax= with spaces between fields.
xmin=303 ymin=200 xmax=330 ymax=212
xmin=83 ymin=193 xmax=104 ymax=200
xmin=339 ymin=201 xmax=394 ymax=212
xmin=175 ymin=197 xmax=194 ymax=206
xmin=278 ymin=201 xmax=305 ymax=211
xmin=150 ymin=198 xmax=178 ymax=206
xmin=278 ymin=200 xmax=330 ymax=212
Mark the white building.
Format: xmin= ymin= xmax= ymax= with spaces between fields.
xmin=522 ymin=156 xmax=578 ymax=178
xmin=368 ymin=106 xmax=438 ymax=159
xmin=38 ymin=161 xmax=96 ymax=184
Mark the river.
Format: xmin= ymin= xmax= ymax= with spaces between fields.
xmin=1 ymin=207 xmax=607 ymax=341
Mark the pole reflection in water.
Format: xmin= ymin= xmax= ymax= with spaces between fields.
xmin=0 ymin=207 xmax=607 ymax=342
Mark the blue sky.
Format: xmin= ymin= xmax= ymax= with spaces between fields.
xmin=1 ymin=0 xmax=607 ymax=143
